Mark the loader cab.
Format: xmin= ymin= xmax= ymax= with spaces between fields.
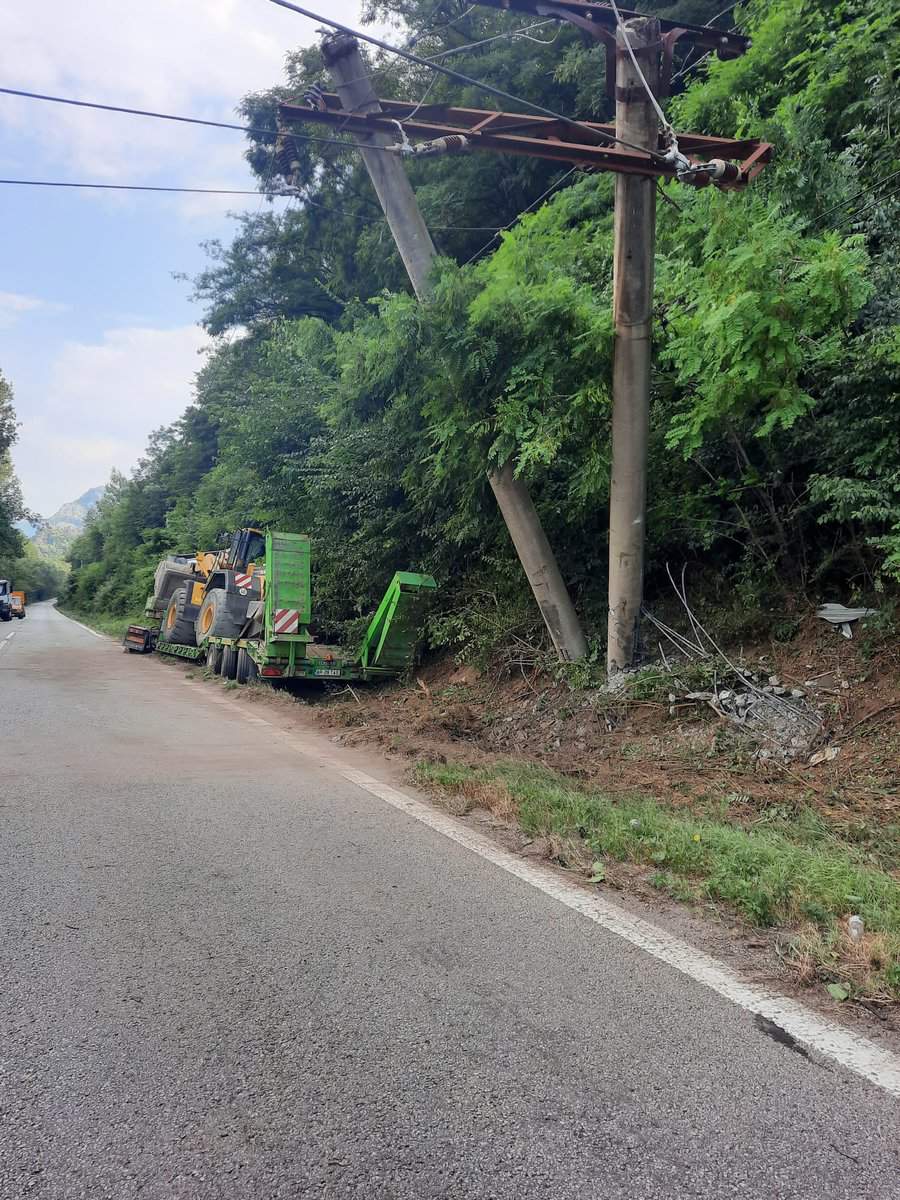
xmin=225 ymin=527 xmax=265 ymax=573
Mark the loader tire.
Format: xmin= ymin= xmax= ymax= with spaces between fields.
xmin=195 ymin=588 xmax=243 ymax=646
xmin=221 ymin=644 xmax=239 ymax=680
xmin=208 ymin=643 xmax=223 ymax=675
xmin=160 ymin=587 xmax=196 ymax=646
xmin=236 ymin=648 xmax=259 ymax=685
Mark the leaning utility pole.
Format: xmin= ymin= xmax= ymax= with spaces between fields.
xmin=606 ymin=17 xmax=659 ymax=675
xmin=320 ymin=32 xmax=588 ymax=662
xmin=321 ymin=35 xmax=437 ymax=297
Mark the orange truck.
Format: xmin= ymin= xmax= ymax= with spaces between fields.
xmin=10 ymin=591 xmax=25 ymax=619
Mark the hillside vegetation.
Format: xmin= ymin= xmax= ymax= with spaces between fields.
xmin=66 ymin=0 xmax=899 ymax=654
xmin=31 ymin=486 xmax=104 ymax=562
xmin=0 ymin=372 xmax=66 ymax=600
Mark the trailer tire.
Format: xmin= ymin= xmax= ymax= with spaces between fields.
xmin=221 ymin=645 xmax=239 ymax=680
xmin=195 ymin=588 xmax=243 ymax=646
xmin=236 ymin=648 xmax=258 ymax=685
xmin=161 ymin=587 xmax=197 ymax=646
xmin=208 ymin=643 xmax=223 ymax=675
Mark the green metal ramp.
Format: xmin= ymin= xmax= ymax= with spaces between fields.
xmin=357 ymin=571 xmax=437 ymax=675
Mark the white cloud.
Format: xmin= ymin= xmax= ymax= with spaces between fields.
xmin=0 ymin=291 xmax=68 ymax=327
xmin=12 ymin=323 xmax=213 ymax=514
xmin=2 ymin=0 xmax=374 ymax=513
xmin=0 ymin=0 xmax=367 ymax=196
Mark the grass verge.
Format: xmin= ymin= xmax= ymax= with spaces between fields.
xmin=415 ymin=760 xmax=900 ymax=1006
xmin=56 ymin=606 xmax=146 ymax=639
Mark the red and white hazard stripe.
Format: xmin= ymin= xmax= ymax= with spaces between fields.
xmin=273 ymin=608 xmax=300 ymax=636
xmin=235 ymin=572 xmax=253 ymax=589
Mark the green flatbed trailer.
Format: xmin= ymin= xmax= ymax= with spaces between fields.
xmin=125 ymin=531 xmax=436 ymax=684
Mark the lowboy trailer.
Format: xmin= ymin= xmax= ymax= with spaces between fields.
xmin=124 ymin=530 xmax=436 ymax=685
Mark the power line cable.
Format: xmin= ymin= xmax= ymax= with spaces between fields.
xmin=603 ymin=0 xmax=702 ymax=181
xmin=670 ymin=49 xmax=710 ymax=84
xmin=425 ymin=19 xmax=558 ymax=61
xmin=330 ymin=19 xmax=560 ymax=90
xmin=0 ymin=178 xmax=297 ymax=196
xmin=706 ymin=1 xmax=743 ymax=26
xmin=405 ymin=4 xmax=477 ymax=49
xmin=814 ymin=167 xmax=900 ymax=223
xmin=462 ymin=165 xmax=579 ymax=265
xmin=670 ymin=4 xmax=744 ymax=85
xmin=833 ymin=182 xmax=900 ymax=229
xmin=607 ymin=0 xmax=672 ymax=136
xmin=263 ymin=0 xmax=667 ymax=162
xmin=0 ymin=85 xmax=400 ymax=155
xmin=0 ymin=176 xmax=504 ymax=230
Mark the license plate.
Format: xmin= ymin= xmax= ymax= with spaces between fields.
xmin=315 ymin=667 xmax=341 ymax=677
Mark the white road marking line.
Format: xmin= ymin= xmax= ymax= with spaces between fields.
xmin=57 ymin=612 xmax=107 ymax=639
xmin=196 ymin=683 xmax=900 ymax=1099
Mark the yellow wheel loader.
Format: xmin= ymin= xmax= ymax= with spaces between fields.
xmin=149 ymin=528 xmax=267 ymax=648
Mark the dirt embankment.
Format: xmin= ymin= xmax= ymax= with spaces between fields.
xmin=313 ymin=617 xmax=900 ymax=842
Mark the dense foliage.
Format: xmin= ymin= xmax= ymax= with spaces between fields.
xmin=0 ymin=371 xmax=66 ymax=600
xmin=68 ymin=0 xmax=900 ymax=653
xmin=0 ymin=370 xmax=25 ymax=565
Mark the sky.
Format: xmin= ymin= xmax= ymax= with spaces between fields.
xmin=0 ymin=0 xmax=369 ymax=517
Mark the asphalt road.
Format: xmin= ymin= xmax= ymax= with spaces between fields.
xmin=1 ymin=603 xmax=897 ymax=1199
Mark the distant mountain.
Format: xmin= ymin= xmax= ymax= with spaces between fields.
xmin=30 ymin=486 xmax=105 ymax=560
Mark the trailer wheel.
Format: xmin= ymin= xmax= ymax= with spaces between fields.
xmin=195 ymin=588 xmax=243 ymax=646
xmin=236 ymin=648 xmax=259 ymax=685
xmin=208 ymin=643 xmax=223 ymax=675
xmin=221 ymin=645 xmax=239 ymax=680
xmin=161 ymin=587 xmax=197 ymax=646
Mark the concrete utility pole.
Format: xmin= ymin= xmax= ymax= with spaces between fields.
xmin=321 ymin=34 xmax=437 ymax=298
xmin=606 ymin=17 xmax=659 ymax=676
xmin=322 ymin=33 xmax=588 ymax=662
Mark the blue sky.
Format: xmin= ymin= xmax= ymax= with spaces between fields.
xmin=0 ymin=0 xmax=366 ymax=516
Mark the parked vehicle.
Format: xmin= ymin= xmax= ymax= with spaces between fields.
xmin=10 ymin=591 xmax=25 ymax=619
xmin=124 ymin=529 xmax=436 ymax=685
xmin=0 ymin=580 xmax=12 ymax=622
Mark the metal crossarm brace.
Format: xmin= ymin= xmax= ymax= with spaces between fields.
xmin=279 ymin=95 xmax=772 ymax=187
xmin=475 ymin=0 xmax=749 ymax=58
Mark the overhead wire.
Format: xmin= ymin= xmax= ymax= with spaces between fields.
xmin=0 ymin=177 xmax=505 ymax=230
xmin=461 ymin=165 xmax=579 ymax=266
xmin=814 ymin=167 xmax=900 ymax=224
xmin=832 ymin=182 xmax=900 ymax=229
xmin=328 ymin=18 xmax=560 ymax=92
xmin=0 ymin=86 xmax=401 ymax=156
xmin=405 ymin=4 xmax=477 ymax=49
xmin=424 ymin=19 xmax=558 ymax=61
xmin=606 ymin=0 xmax=672 ymax=137
xmin=263 ymin=0 xmax=668 ymax=162
xmin=669 ymin=49 xmax=710 ymax=84
xmin=0 ymin=178 xmax=296 ymax=196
